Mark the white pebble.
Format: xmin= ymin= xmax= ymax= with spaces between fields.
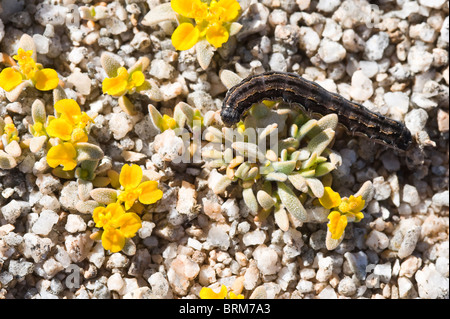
xmin=32 ymin=210 xmax=59 ymax=236
xmin=350 ymin=70 xmax=373 ymax=101
xmin=318 ymin=38 xmax=346 ymax=64
xmin=65 ymin=214 xmax=87 ymax=233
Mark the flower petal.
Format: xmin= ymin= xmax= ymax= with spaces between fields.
xmin=119 ymin=164 xmax=143 ymax=190
xmin=54 ymin=99 xmax=82 ymax=126
xmin=171 ymin=23 xmax=200 ymax=51
xmin=319 ymin=186 xmax=342 ymax=210
xmin=34 ymin=68 xmax=59 ymax=91
xmin=171 ymin=0 xmax=207 ymax=18
xmin=0 ymin=68 xmax=23 ymax=92
xmin=129 ymin=70 xmax=145 ymax=88
xmin=138 ymin=181 xmax=163 ymax=205
xmin=206 ymin=23 xmax=229 ymax=48
xmin=212 ymin=0 xmax=241 ymax=22
xmin=102 ymin=67 xmax=128 ymax=97
xmin=101 ymin=227 xmax=125 ymax=253
xmin=46 ymin=142 xmax=77 ymax=171
xmin=116 ymin=213 xmax=142 ymax=238
xmin=46 ymin=118 xmax=73 ymax=141
xmin=327 ymin=211 xmax=347 ymax=240
xmin=199 ymin=285 xmax=228 ymax=299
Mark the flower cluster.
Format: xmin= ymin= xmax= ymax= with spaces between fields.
xmin=28 ymin=98 xmax=103 ymax=179
xmin=102 ymin=66 xmax=145 ymax=98
xmin=319 ymin=187 xmax=365 ymax=241
xmin=199 ymin=285 xmax=244 ymax=299
xmin=90 ymin=164 xmax=163 ymax=252
xmin=0 ymin=48 xmax=59 ymax=93
xmin=93 ymin=203 xmax=142 ymax=253
xmin=170 ymin=0 xmax=241 ymax=50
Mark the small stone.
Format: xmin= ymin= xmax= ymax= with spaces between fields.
xmin=318 ymin=285 xmax=337 ymax=299
xmin=437 ymin=109 xmax=449 ymax=132
xmin=138 ymin=221 xmax=155 ymax=239
xmin=269 ymin=52 xmax=287 ymax=72
xmin=316 ymin=256 xmax=334 ymax=282
xmin=399 ymin=256 xmax=422 ymax=278
xmin=149 ymin=59 xmax=175 ymax=80
xmin=206 ymin=225 xmax=230 ymax=250
xmin=350 ymin=70 xmax=373 ymax=101
xmin=408 ymin=45 xmax=434 ymax=73
xmin=432 ymin=191 xmax=449 ymax=207
xmin=244 ymin=261 xmax=260 ymax=290
xmin=42 ymin=258 xmax=64 ymax=278
xmin=405 ymin=108 xmax=428 ymax=136
xmin=243 ymin=230 xmax=266 ymax=246
xmin=372 ymin=176 xmax=391 ymax=201
xmin=416 ymin=265 xmax=449 ymax=298
xmin=236 ymin=3 xmax=270 ymax=40
xmin=35 ymin=4 xmax=66 ymax=26
xmin=67 ymin=70 xmax=91 ymax=95
xmin=32 ymin=210 xmax=59 ymax=236
xmin=418 ymin=0 xmax=446 ymax=9
xmin=149 ymin=272 xmax=172 ymax=298
xmin=36 ymin=173 xmax=62 ymax=195
xmin=59 ymin=181 xmax=80 ymax=211
xmin=296 ymin=279 xmax=314 ymax=293
xmin=316 ymin=0 xmax=341 ymax=12
xmin=105 ymin=17 xmax=127 ymax=35
xmin=365 ymin=230 xmax=389 ymax=253
xmin=1 ymin=200 xmax=31 ymax=224
xmin=33 ymin=34 xmax=50 ymax=54
xmin=364 ymin=32 xmax=389 ymax=61
xmin=398 ymin=226 xmax=421 ymax=259
xmin=322 ymin=18 xmax=342 ymax=42
xmin=344 ymin=251 xmax=368 ymax=280
xmin=384 ymin=92 xmax=409 ymax=119
xmin=398 ymin=277 xmax=418 ymax=299
xmin=22 ymin=233 xmax=53 ymax=263
xmin=107 ymin=273 xmax=124 ymax=292
xmin=65 ymin=214 xmax=87 ymax=233
xmin=318 ymin=38 xmax=346 ymax=64
xmin=167 ymin=254 xmax=200 ymax=295
xmin=299 ymin=27 xmax=320 ymax=56
xmin=65 ymin=232 xmax=94 ymax=263
xmin=402 ymin=184 xmax=421 ymax=207
xmin=268 ymin=9 xmax=287 ymax=27
xmin=109 ymin=113 xmax=133 ymax=140
xmin=8 ymin=259 xmax=34 ymax=278
xmin=253 ymin=245 xmax=280 ymax=275
xmin=409 ymin=22 xmax=437 ymax=43
xmin=337 ymin=276 xmax=357 ymax=297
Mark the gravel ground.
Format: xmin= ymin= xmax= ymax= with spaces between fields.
xmin=0 ymin=0 xmax=448 ymax=299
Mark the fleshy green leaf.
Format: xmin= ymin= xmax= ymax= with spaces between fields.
xmin=277 ymin=182 xmax=307 ymax=221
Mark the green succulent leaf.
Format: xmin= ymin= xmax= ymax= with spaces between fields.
xmin=243 ymin=187 xmax=258 ymax=213
xmin=277 ymin=182 xmax=307 ymax=221
xmin=90 ymin=188 xmax=118 ymax=205
xmin=75 ymin=143 xmax=104 ymax=162
xmin=306 ymin=128 xmax=335 ymax=156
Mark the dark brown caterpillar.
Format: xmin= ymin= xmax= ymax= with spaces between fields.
xmin=221 ymin=71 xmax=412 ymax=151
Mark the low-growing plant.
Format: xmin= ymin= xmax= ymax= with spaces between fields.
xmin=0 ymin=34 xmax=60 ymax=102
xmin=142 ymin=0 xmax=243 ymax=69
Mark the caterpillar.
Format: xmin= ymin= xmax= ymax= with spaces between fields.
xmin=221 ymin=71 xmax=412 ymax=151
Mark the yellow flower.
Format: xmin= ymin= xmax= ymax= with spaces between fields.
xmin=46 ymin=99 xmax=93 ymax=143
xmin=339 ymin=195 xmax=365 ymax=215
xmin=319 ymin=187 xmax=365 ymax=241
xmin=199 ymin=285 xmax=228 ymax=299
xmin=0 ymin=68 xmax=23 ymax=92
xmin=102 ymin=67 xmax=145 ymax=97
xmin=327 ymin=211 xmax=348 ymax=240
xmin=54 ymin=99 xmax=93 ymax=129
xmin=46 ymin=142 xmax=77 ymax=171
xmin=0 ymin=48 xmax=59 ymax=92
xmin=34 ymin=68 xmax=60 ymax=91
xmin=170 ymin=0 xmax=241 ymax=50
xmin=46 ymin=118 xmax=73 ymax=141
xmin=199 ymin=285 xmax=244 ymax=299
xmin=93 ymin=203 xmax=142 ymax=253
xmin=13 ymin=48 xmax=33 ymax=65
xmin=117 ymin=164 xmax=163 ymax=210
xmin=159 ymin=114 xmax=177 ymax=131
xmin=319 ymin=187 xmax=341 ymax=209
